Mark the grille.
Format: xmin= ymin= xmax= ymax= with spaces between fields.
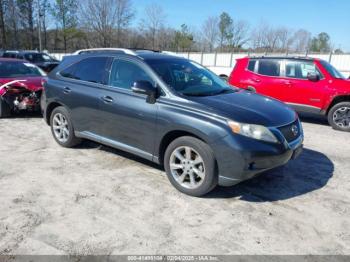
xmin=278 ymin=120 xmax=301 ymax=143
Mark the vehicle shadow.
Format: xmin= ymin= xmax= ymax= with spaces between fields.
xmin=6 ymin=111 xmax=43 ymax=119
xmin=298 ymin=112 xmax=329 ymax=126
xmin=205 ymin=148 xmax=334 ymax=202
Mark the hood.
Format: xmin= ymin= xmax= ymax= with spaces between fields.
xmin=0 ymin=77 xmax=45 ymax=96
xmin=187 ymin=90 xmax=297 ymax=127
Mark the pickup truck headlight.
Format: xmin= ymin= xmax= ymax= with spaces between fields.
xmin=228 ymin=120 xmax=278 ymax=143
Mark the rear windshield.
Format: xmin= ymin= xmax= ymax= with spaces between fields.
xmin=0 ymin=61 xmax=46 ymax=77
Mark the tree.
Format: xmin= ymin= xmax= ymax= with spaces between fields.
xmin=218 ymin=12 xmax=232 ymax=50
xmin=51 ymin=0 xmax=78 ymax=52
xmin=227 ymin=20 xmax=249 ymax=50
xmin=173 ymin=24 xmax=194 ymax=51
xmin=310 ymin=32 xmax=331 ymax=52
xmin=201 ymin=16 xmax=219 ymax=52
xmin=292 ymin=29 xmax=311 ymax=53
xmin=17 ymin=0 xmax=36 ymax=49
xmin=0 ymin=0 xmax=6 ymax=48
xmin=141 ymin=3 xmax=166 ymax=50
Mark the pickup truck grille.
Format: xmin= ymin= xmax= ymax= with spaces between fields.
xmin=278 ymin=120 xmax=301 ymax=143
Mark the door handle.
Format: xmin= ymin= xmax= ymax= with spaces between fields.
xmin=253 ymin=78 xmax=261 ymax=83
xmin=63 ymin=87 xmax=71 ymax=94
xmin=101 ymin=96 xmax=114 ymax=103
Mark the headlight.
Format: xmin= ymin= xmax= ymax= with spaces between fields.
xmin=227 ymin=120 xmax=278 ymax=143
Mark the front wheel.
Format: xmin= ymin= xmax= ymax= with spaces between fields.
xmin=50 ymin=106 xmax=82 ymax=147
xmin=328 ymin=102 xmax=350 ymax=132
xmin=164 ymin=136 xmax=218 ymax=197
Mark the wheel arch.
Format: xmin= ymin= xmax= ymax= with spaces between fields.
xmin=327 ymin=95 xmax=350 ymax=114
xmin=157 ymin=130 xmax=208 ymax=165
xmin=45 ymin=101 xmax=64 ymax=125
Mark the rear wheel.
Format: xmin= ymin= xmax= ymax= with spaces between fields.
xmin=50 ymin=106 xmax=82 ymax=147
xmin=0 ymin=97 xmax=11 ymax=118
xmin=328 ymin=102 xmax=350 ymax=132
xmin=164 ymin=136 xmax=218 ymax=197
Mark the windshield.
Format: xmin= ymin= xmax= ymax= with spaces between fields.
xmin=146 ymin=58 xmax=235 ymax=96
xmin=25 ymin=53 xmax=55 ymax=63
xmin=0 ymin=61 xmax=46 ymax=77
xmin=320 ymin=60 xmax=346 ymax=79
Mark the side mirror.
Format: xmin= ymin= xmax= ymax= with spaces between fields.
xmin=132 ymin=80 xmax=157 ymax=103
xmin=307 ymin=73 xmax=320 ymax=82
xmin=219 ymin=75 xmax=228 ymax=82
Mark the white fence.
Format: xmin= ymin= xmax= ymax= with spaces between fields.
xmin=51 ymin=52 xmax=350 ymax=78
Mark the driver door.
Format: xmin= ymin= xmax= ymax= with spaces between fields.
xmin=98 ymin=58 xmax=159 ymax=160
xmin=282 ymin=59 xmax=327 ymax=113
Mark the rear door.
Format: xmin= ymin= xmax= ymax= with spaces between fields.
xmin=97 ymin=58 xmax=158 ymax=160
xmin=281 ymin=59 xmax=326 ymax=113
xmin=249 ymin=59 xmax=286 ymax=101
xmin=56 ymin=56 xmax=111 ymax=134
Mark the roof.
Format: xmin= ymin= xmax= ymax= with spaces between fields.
xmin=247 ymin=56 xmax=317 ymax=61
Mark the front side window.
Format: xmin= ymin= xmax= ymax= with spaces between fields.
xmin=0 ymin=62 xmax=46 ymax=77
xmin=146 ymin=59 xmax=235 ymax=96
xmin=59 ymin=57 xmax=109 ymax=84
xmin=258 ymin=60 xmax=281 ymax=77
xmin=109 ymin=60 xmax=153 ymax=89
xmin=285 ymin=60 xmax=322 ymax=79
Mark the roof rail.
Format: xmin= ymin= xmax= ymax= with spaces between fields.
xmin=72 ymin=48 xmax=137 ymax=56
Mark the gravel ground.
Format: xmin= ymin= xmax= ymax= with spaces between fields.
xmin=0 ymin=113 xmax=349 ymax=255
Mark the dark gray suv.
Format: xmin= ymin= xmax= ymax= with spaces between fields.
xmin=42 ymin=49 xmax=304 ymax=196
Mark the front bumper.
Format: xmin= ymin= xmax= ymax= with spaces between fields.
xmin=212 ymin=129 xmax=304 ymax=187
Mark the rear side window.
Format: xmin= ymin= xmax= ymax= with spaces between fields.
xmin=60 ymin=57 xmax=109 ymax=84
xmin=258 ymin=59 xmax=281 ymax=76
xmin=247 ymin=59 xmax=256 ymax=72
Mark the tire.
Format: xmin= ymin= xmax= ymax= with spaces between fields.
xmin=50 ymin=106 xmax=82 ymax=147
xmin=0 ymin=97 xmax=11 ymax=118
xmin=327 ymin=102 xmax=350 ymax=132
xmin=164 ymin=136 xmax=218 ymax=197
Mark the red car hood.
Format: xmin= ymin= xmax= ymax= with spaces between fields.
xmin=0 ymin=76 xmax=45 ymax=96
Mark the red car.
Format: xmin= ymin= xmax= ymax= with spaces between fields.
xmin=0 ymin=58 xmax=46 ymax=118
xmin=229 ymin=56 xmax=350 ymax=132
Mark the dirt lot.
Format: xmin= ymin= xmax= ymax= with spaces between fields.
xmin=0 ymin=114 xmax=349 ymax=255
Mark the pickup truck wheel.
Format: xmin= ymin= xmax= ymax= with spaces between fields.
xmin=50 ymin=106 xmax=82 ymax=147
xmin=164 ymin=136 xmax=218 ymax=197
xmin=0 ymin=97 xmax=11 ymax=118
xmin=328 ymin=102 xmax=350 ymax=132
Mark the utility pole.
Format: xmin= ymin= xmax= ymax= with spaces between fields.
xmin=37 ymin=0 xmax=42 ymax=51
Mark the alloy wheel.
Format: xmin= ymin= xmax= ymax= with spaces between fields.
xmin=169 ymin=146 xmax=206 ymax=189
xmin=52 ymin=113 xmax=70 ymax=143
xmin=333 ymin=106 xmax=350 ymax=128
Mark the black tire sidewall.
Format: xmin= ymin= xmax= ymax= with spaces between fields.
xmin=0 ymin=97 xmax=11 ymax=118
xmin=328 ymin=102 xmax=350 ymax=132
xmin=50 ymin=106 xmax=81 ymax=147
xmin=164 ymin=136 xmax=217 ymax=197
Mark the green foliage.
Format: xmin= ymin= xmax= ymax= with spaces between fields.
xmin=173 ymin=24 xmax=194 ymax=51
xmin=218 ymin=12 xmax=232 ymax=47
xmin=310 ymin=32 xmax=331 ymax=52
